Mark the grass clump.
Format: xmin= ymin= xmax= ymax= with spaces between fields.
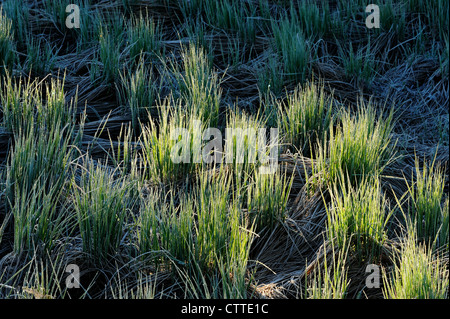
xmin=247 ymin=168 xmax=293 ymax=232
xmin=141 ymin=99 xmax=204 ymax=184
xmin=92 ymin=26 xmax=123 ymax=84
xmin=225 ymin=109 xmax=278 ymax=179
xmin=406 ymin=0 xmax=449 ymax=41
xmin=6 ymin=124 xmax=74 ymax=206
xmin=44 ymin=0 xmax=73 ymax=30
xmin=304 ymin=241 xmax=349 ymax=299
xmin=117 ymin=58 xmax=158 ymax=131
xmin=0 ymin=72 xmax=75 ymax=135
xmin=0 ymin=8 xmax=14 ymax=74
xmin=138 ymin=189 xmax=194 ymax=270
xmin=73 ymin=160 xmax=133 ymax=265
xmin=0 ymin=73 xmax=36 ymax=134
xmin=278 ymin=81 xmax=333 ymax=156
xmin=314 ymin=100 xmax=395 ymax=186
xmin=257 ymin=54 xmax=284 ymax=96
xmin=271 ymin=15 xmax=311 ymax=84
xmin=171 ymin=45 xmax=222 ymax=127
xmin=338 ymin=41 xmax=378 ymax=86
xmin=204 ymin=1 xmax=257 ymax=43
xmin=138 ymin=169 xmax=254 ymax=298
xmin=379 ymin=0 xmax=406 ymax=41
xmin=1 ymin=0 xmax=28 ymax=47
xmin=6 ymin=124 xmax=75 ymax=254
xmin=406 ymin=156 xmax=448 ymax=248
xmin=327 ymin=173 xmax=389 ymax=263
xmin=128 ymin=11 xmax=162 ymax=62
xmin=11 ymin=179 xmax=68 ymax=255
xmin=74 ymin=4 xmax=102 ymax=50
xmin=24 ymin=37 xmax=57 ymax=76
xmin=294 ymin=0 xmax=332 ymax=39
xmin=383 ymin=233 xmax=449 ymax=299
xmin=193 ymin=170 xmax=254 ymax=298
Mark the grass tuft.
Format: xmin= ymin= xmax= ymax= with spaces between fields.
xmin=117 ymin=57 xmax=158 ymax=131
xmin=305 ymin=241 xmax=349 ymax=299
xmin=327 ymin=172 xmax=389 ymax=263
xmin=0 ymin=72 xmax=75 ymax=135
xmin=73 ymin=160 xmax=133 ymax=264
xmin=0 ymin=7 xmax=14 ymax=74
xmin=170 ymin=44 xmax=222 ymax=127
xmin=271 ymin=13 xmax=312 ymax=84
xmin=140 ymin=98 xmax=204 ymax=184
xmin=406 ymin=156 xmax=448 ymax=248
xmin=313 ymin=99 xmax=396 ymax=186
xmin=6 ymin=123 xmax=75 ymax=254
xmin=128 ymin=11 xmax=162 ymax=63
xmin=383 ymin=232 xmax=449 ymax=299
xmin=278 ymin=81 xmax=333 ymax=156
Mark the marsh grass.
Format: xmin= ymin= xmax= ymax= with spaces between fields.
xmin=0 ymin=0 xmax=447 ymax=301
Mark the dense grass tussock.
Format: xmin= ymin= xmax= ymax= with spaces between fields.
xmin=278 ymin=81 xmax=333 ymax=155
xmin=383 ymin=232 xmax=449 ymax=299
xmin=313 ymin=100 xmax=396 ymax=187
xmin=0 ymin=0 xmax=448 ymax=300
xmin=7 ymin=124 xmax=76 ymax=254
xmin=327 ymin=173 xmax=389 ymax=263
xmin=405 ymin=156 xmax=448 ymax=249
